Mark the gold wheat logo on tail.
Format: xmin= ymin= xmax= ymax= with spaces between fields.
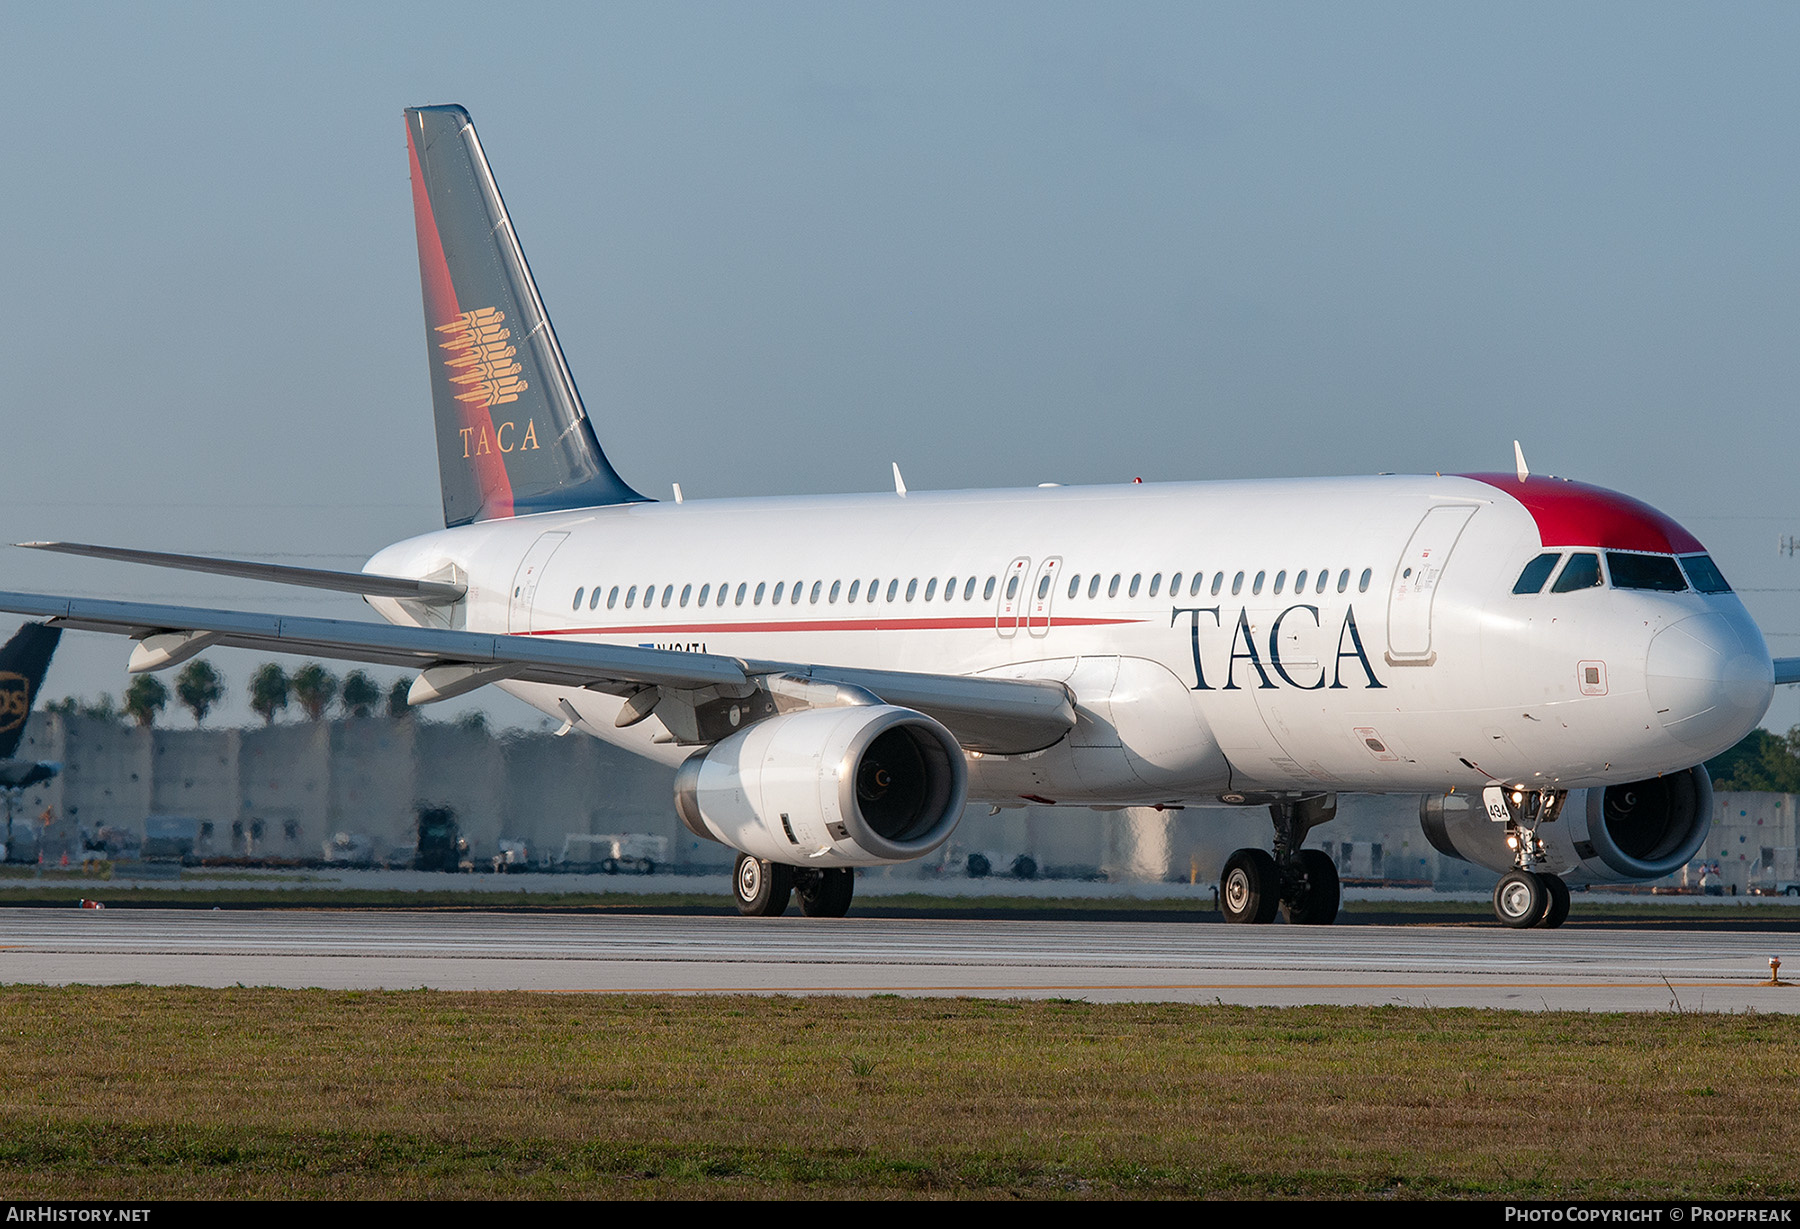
xmin=436 ymin=307 xmax=529 ymax=407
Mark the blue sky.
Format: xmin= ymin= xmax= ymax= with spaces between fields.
xmin=4 ymin=2 xmax=1799 ymax=728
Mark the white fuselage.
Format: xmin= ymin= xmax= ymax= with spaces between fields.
xmin=364 ymin=473 xmax=1774 ymax=807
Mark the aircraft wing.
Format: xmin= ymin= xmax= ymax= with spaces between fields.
xmin=1777 ymin=658 xmax=1800 ymax=687
xmin=0 ymin=591 xmax=1075 ymax=755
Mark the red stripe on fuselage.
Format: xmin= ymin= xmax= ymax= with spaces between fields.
xmin=517 ymin=615 xmax=1143 ymax=637
xmin=1461 ymin=473 xmax=1704 ymax=554
xmin=407 ymin=116 xmax=514 ymax=520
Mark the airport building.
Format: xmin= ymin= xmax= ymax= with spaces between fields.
xmin=0 ymin=712 xmax=1783 ymax=893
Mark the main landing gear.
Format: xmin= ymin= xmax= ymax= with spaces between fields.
xmin=732 ymin=853 xmax=856 ymax=918
xmin=1219 ymin=795 xmax=1341 ymax=925
xmin=1485 ymin=785 xmax=1571 ymax=929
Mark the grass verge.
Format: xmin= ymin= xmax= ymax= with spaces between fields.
xmin=0 ymin=987 xmax=1794 ymax=1198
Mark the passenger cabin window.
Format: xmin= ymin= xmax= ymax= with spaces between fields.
xmin=1211 ymin=573 xmax=1223 ymax=597
xmin=906 ymin=579 xmax=919 ymax=601
xmin=830 ymin=580 xmax=842 ymax=603
xmin=680 ymin=584 xmax=692 ymax=607
xmin=625 ymin=585 xmax=638 ymax=609
xmin=1067 ymin=575 xmax=1081 ymax=599
xmin=924 ymin=579 xmax=938 ymax=601
xmin=735 ymin=582 xmax=748 ymax=605
xmin=772 ymin=581 xmax=785 ymax=604
xmin=1681 ymin=555 xmax=1732 ymax=594
xmin=887 ymin=579 xmax=900 ymax=602
xmin=964 ymin=577 xmax=977 ymax=600
xmin=1513 ymin=553 xmax=1561 ymax=595
xmin=811 ymin=581 xmax=823 ymax=604
xmin=1007 ymin=576 xmax=1021 ymax=599
xmin=1088 ymin=575 xmax=1101 ymax=599
xmin=1149 ymin=573 xmax=1162 ymax=597
xmin=1232 ymin=571 xmax=1244 ymax=596
xmin=1358 ymin=568 xmax=1371 ymax=593
xmin=590 ymin=588 xmax=603 ymax=611
xmin=1252 ymin=571 xmax=1264 ymax=595
xmin=572 ymin=588 xmax=584 ymax=611
xmin=1551 ymin=553 xmax=1602 ymax=593
xmin=1607 ymin=553 xmax=1687 ymax=592
xmin=699 ymin=583 xmax=711 ymax=606
xmin=1128 ymin=574 xmax=1141 ymax=598
xmin=848 ymin=579 xmax=861 ymax=602
xmin=983 ymin=577 xmax=995 ymax=600
xmin=1107 ymin=575 xmax=1120 ymax=598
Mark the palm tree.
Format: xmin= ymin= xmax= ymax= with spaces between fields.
xmin=175 ymin=659 xmax=224 ymax=726
xmin=340 ymin=670 xmax=381 ymax=718
xmin=387 ymin=677 xmax=414 ymax=719
xmin=249 ymin=663 xmax=290 ymax=726
xmin=291 ymin=663 xmax=339 ymax=722
xmin=123 ymin=675 xmax=169 ymax=729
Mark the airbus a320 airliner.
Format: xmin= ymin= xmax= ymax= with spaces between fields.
xmin=6 ymin=105 xmax=1791 ymax=928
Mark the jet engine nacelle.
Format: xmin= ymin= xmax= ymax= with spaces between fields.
xmin=1421 ymin=765 xmax=1713 ymax=884
xmin=674 ymin=704 xmax=968 ymax=867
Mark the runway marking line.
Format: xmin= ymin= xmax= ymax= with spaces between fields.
xmin=532 ymin=980 xmax=1787 ymax=995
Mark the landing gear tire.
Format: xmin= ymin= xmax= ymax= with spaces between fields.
xmin=797 ymin=867 xmax=856 ymax=918
xmin=1537 ymin=873 xmax=1570 ymax=929
xmin=1282 ymin=849 xmax=1341 ymax=925
xmin=734 ymin=853 xmax=793 ymax=917
xmin=1494 ymin=869 xmax=1548 ymax=929
xmin=1221 ymin=848 xmax=1281 ymax=925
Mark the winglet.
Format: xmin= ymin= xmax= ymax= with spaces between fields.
xmin=892 ymin=463 xmax=907 ymax=496
xmin=1513 ymin=440 xmax=1530 ymax=483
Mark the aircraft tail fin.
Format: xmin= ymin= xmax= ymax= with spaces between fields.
xmin=405 ymin=105 xmax=647 ymax=527
xmin=0 ymin=623 xmax=60 ymax=760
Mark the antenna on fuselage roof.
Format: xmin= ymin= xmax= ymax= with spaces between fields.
xmin=892 ymin=463 xmax=907 ymax=497
xmin=672 ymin=483 xmax=683 ymax=504
xmin=1513 ymin=440 xmax=1530 ymax=483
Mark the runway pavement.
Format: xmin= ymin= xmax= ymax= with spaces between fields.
xmin=1 ymin=907 xmax=1797 ymax=1010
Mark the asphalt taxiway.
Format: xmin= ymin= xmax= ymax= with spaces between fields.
xmin=1 ymin=907 xmax=1796 ymax=1011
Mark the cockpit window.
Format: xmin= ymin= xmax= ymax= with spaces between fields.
xmin=1550 ymin=552 xmax=1602 ymax=593
xmin=1606 ymin=552 xmax=1687 ymax=592
xmin=1680 ymin=554 xmax=1732 ymax=594
xmin=1512 ymin=553 xmax=1561 ymax=595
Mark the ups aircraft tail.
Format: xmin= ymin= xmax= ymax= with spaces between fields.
xmin=405 ymin=105 xmax=647 ymax=527
xmin=0 ymin=622 xmax=59 ymax=766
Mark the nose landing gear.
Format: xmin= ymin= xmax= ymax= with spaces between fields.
xmin=1485 ymin=785 xmax=1571 ymax=929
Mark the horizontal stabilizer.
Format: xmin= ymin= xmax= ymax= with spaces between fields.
xmin=18 ymin=542 xmax=465 ymax=604
xmin=1775 ymin=658 xmax=1800 ymax=686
